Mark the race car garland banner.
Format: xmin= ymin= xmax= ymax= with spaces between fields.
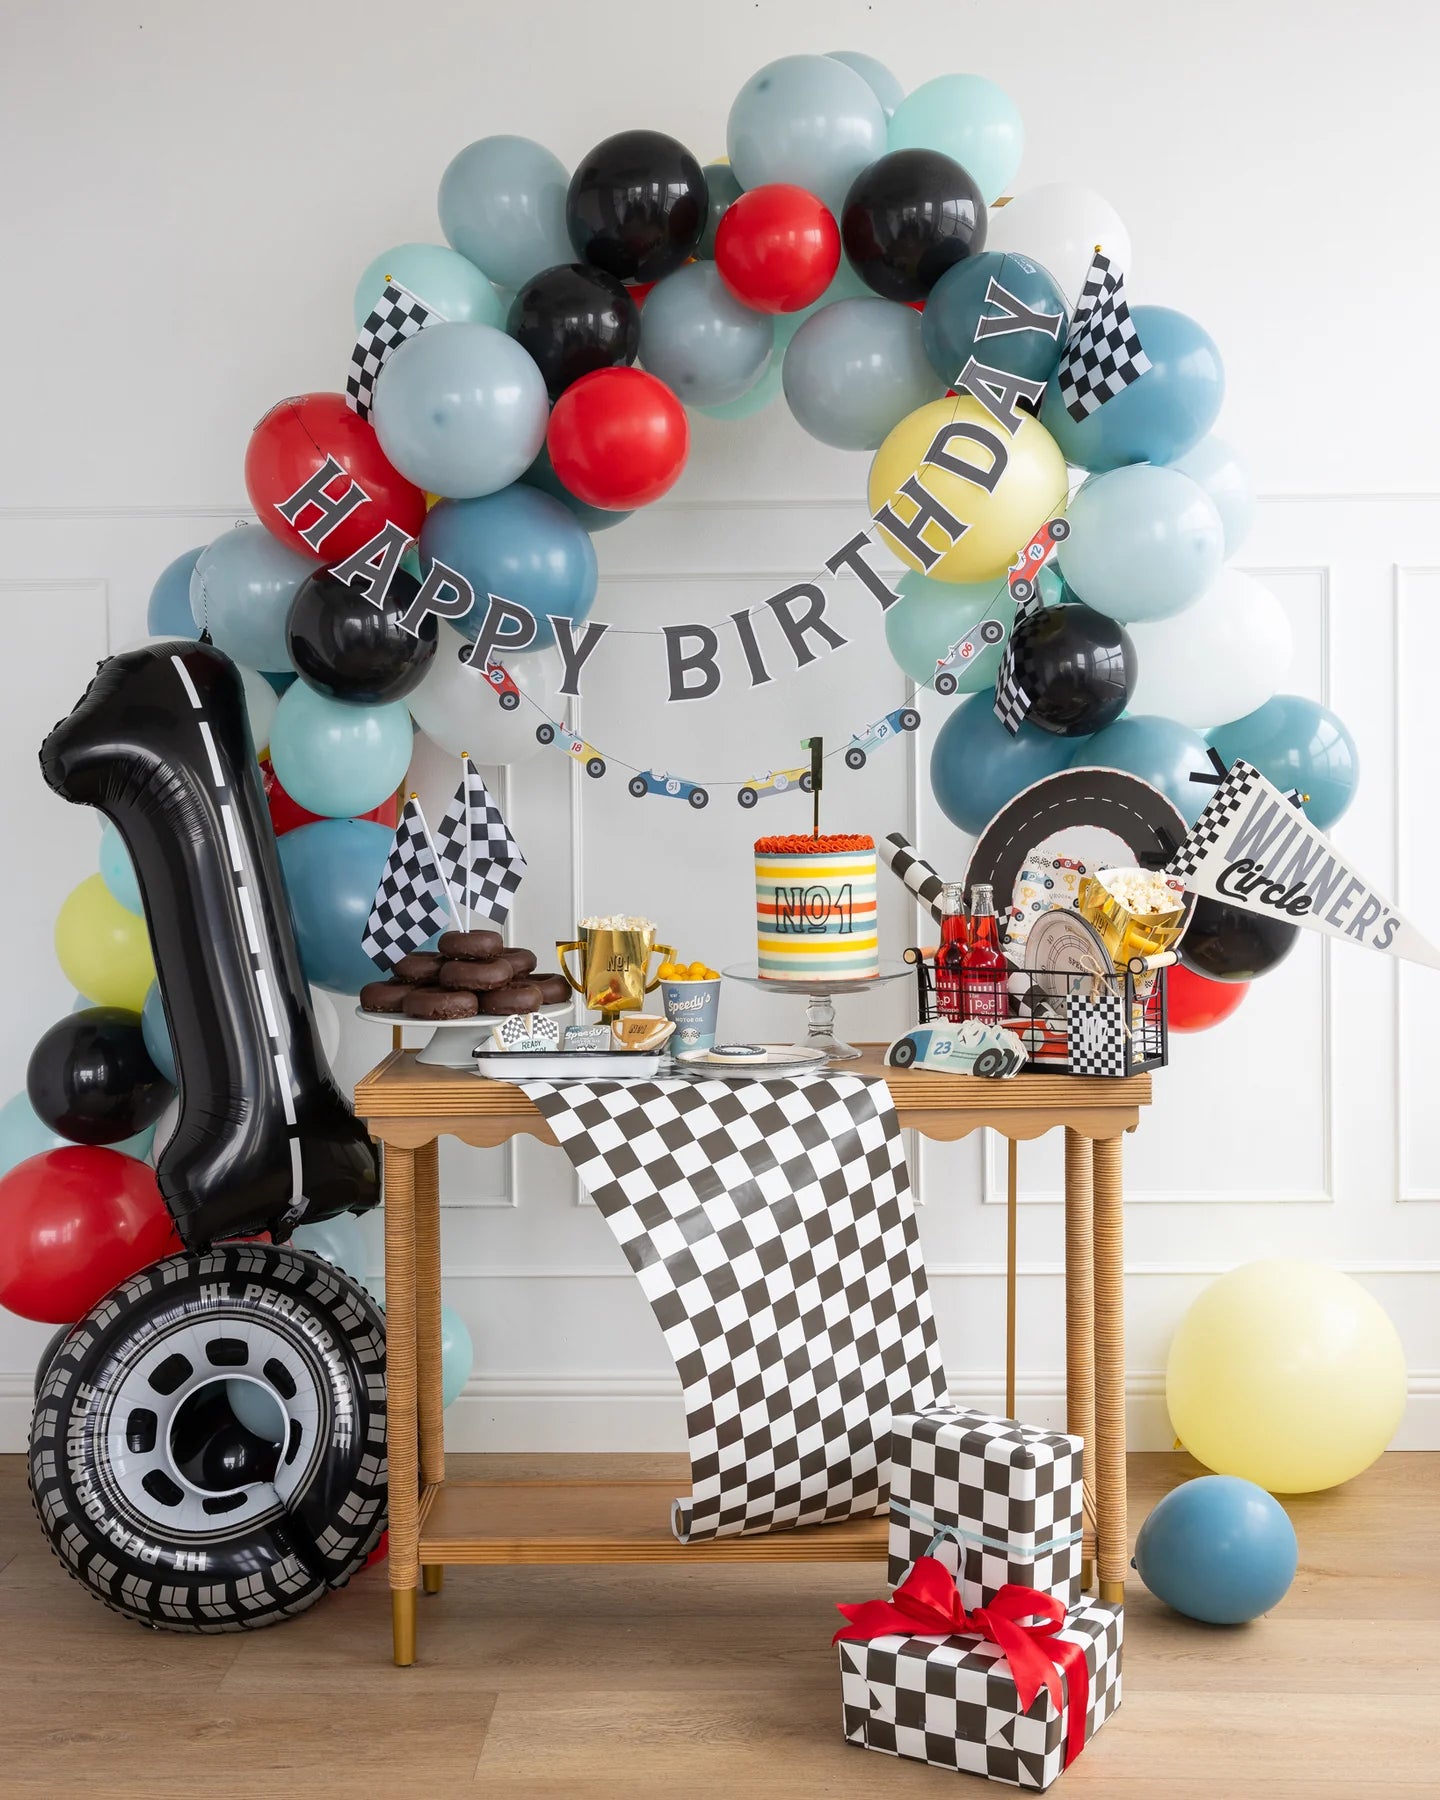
xmin=522 ymin=1071 xmax=948 ymax=1542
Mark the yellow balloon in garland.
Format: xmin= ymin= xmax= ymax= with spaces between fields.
xmin=867 ymin=394 xmax=1068 ymax=584
xmin=55 ymin=873 xmax=155 ymax=1010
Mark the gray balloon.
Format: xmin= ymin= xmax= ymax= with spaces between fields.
xmin=697 ymin=161 xmax=744 ymax=260
xmin=727 ymin=54 xmax=886 ymax=215
xmin=782 ymin=297 xmax=945 ymax=451
xmin=639 ymin=263 xmax=774 ymax=408
xmin=438 ymin=134 xmax=572 ymax=291
xmin=825 ymin=51 xmax=905 ymax=119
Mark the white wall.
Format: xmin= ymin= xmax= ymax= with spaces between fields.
xmin=2 ymin=0 xmax=1438 ymax=1449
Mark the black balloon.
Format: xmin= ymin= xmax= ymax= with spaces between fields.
xmin=1178 ymin=895 xmax=1299 ymax=983
xmin=41 ymin=641 xmax=380 ymax=1247
xmin=567 ymin=130 xmax=708 ymax=284
xmin=287 ymin=566 xmax=436 ymax=703
xmin=507 ymin=263 xmax=641 ymax=400
xmin=34 ymin=1322 xmax=73 ymax=1396
xmin=842 ymin=148 xmax=986 ymax=302
xmin=27 ymin=1006 xmax=173 ymax=1146
xmin=1013 ymin=603 xmax=1135 ymax=738
xmin=171 ymin=1385 xmax=280 ymax=1491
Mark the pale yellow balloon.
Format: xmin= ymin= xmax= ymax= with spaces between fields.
xmin=866 ymin=394 xmax=1068 ymax=583
xmin=55 ymin=873 xmax=156 ymax=1011
xmin=1166 ymin=1260 xmax=1406 ymax=1494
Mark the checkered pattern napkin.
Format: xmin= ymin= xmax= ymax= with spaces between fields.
xmin=523 ymin=1073 xmax=947 ymax=1542
xmin=1065 ymin=992 xmax=1127 ymax=1078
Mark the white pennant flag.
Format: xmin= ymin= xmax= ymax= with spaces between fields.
xmin=1167 ymin=759 xmax=1440 ymax=971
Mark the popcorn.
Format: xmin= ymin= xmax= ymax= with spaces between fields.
xmin=579 ymin=914 xmax=655 ymax=931
xmin=1093 ymin=867 xmax=1185 ymax=916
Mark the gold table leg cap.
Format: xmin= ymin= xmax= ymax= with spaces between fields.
xmin=1081 ymin=1558 xmax=1095 ymax=1592
xmin=392 ymin=1587 xmax=418 ymax=1665
xmin=1098 ymin=1578 xmax=1126 ymax=1605
xmin=422 ymin=1564 xmax=444 ymax=1595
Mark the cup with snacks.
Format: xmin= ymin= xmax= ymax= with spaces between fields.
xmin=1077 ymin=867 xmax=1188 ymax=979
xmin=657 ymin=957 xmax=723 ymax=1055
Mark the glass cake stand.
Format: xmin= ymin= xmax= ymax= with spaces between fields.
xmin=721 ymin=961 xmax=911 ymax=1061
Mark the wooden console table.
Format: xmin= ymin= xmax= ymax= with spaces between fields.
xmin=353 ymin=1048 xmax=1150 ymax=1666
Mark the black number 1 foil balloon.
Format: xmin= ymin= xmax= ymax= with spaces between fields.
xmin=40 ymin=641 xmax=380 ymax=1248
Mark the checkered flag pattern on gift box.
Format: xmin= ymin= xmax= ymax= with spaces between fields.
xmin=1055 ymin=251 xmax=1151 ymax=423
xmin=992 ymin=586 xmax=1046 ymax=735
xmin=523 ymin=1073 xmax=948 ymax=1542
xmin=433 ymin=756 xmax=527 ymax=929
xmin=1065 ymin=992 xmax=1127 ymax=1078
xmin=361 ymin=796 xmax=453 ymax=970
xmin=1165 ymin=757 xmax=1262 ymax=882
xmin=345 ymin=280 xmax=439 ymax=420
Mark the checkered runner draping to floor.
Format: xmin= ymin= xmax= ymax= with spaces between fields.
xmin=523 ymin=1073 xmax=948 ymax=1542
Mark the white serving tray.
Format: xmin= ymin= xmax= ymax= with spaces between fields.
xmin=355 ymin=1000 xmax=573 ymax=1067
xmin=469 ymin=1049 xmax=664 ymax=1081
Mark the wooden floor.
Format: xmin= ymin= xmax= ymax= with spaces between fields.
xmin=0 ymin=1452 xmax=1435 ymax=1798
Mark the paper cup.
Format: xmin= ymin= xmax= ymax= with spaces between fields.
xmin=660 ymin=978 xmax=721 ymax=1054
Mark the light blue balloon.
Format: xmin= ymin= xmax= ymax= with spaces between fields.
xmin=697 ymin=162 xmax=744 ymax=260
xmin=885 ymin=570 xmax=1016 ymax=694
xmin=141 ymin=983 xmax=175 ymax=1084
xmin=931 ymin=692 xmax=1074 ymax=836
xmin=1171 ymin=435 xmax=1256 ymax=555
xmin=826 ymin=50 xmax=905 ymax=120
xmin=277 ymin=819 xmax=398 ymax=993
xmin=227 ymin=1380 xmax=286 ymax=1443
xmin=293 ymin=1214 xmax=368 ymax=1284
xmin=1057 ymin=466 xmax=1225 ymax=624
xmin=639 ymin=263 xmax=774 ymax=409
xmin=353 ymin=242 xmax=505 ymax=331
xmin=190 ymin=525 xmax=315 ymax=672
xmin=773 ymin=255 xmax=873 ymax=351
xmin=370 ymin=322 xmax=549 ymax=501
xmin=698 ymin=357 xmax=785 ymax=421
xmin=441 ymin=1304 xmax=475 ymax=1409
xmin=0 ymin=1092 xmax=67 ymax=1175
xmin=269 ymin=685 xmax=414 ymax=820
xmin=114 ymin=1123 xmax=156 ymax=1160
xmin=783 ymin=297 xmax=942 ymax=450
xmin=1133 ymin=1475 xmax=1296 ymax=1624
xmin=521 ymin=442 xmax=632 ymax=532
xmin=147 ymin=545 xmax=205 ymax=638
xmin=438 ymin=134 xmax=571 ymax=291
xmin=887 ymin=74 xmax=1024 ymax=205
xmin=1041 ymin=305 xmax=1225 ymax=472
xmin=420 ymin=487 xmax=598 ymax=654
xmin=98 ymin=822 xmax=143 ymax=915
xmin=727 ymin=54 xmax=886 ymax=215
xmin=1209 ymin=695 xmax=1358 ymax=831
xmin=922 ymin=250 xmax=1068 ymax=387
xmin=1070 ymin=715 xmax=1214 ymax=825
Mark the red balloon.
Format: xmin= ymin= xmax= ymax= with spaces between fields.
xmin=547 ymin=368 xmax=689 ymax=510
xmin=0 ymin=1147 xmax=181 ymax=1323
xmin=1167 ymin=965 xmax=1249 ymax=1033
xmin=715 ymin=185 xmax=841 ymax=314
xmin=244 ymin=393 xmax=427 ymax=564
xmin=260 ymin=758 xmax=398 ymax=836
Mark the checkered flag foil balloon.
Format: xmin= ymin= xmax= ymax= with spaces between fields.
xmin=345 ymin=280 xmax=439 ymax=421
xmin=992 ymin=586 xmax=1046 ymax=735
xmin=1056 ymin=251 xmax=1150 ymax=423
xmin=434 ymin=757 xmax=527 ymax=928
xmin=362 ymin=797 xmax=453 ymax=971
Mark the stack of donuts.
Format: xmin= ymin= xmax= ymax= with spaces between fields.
xmin=360 ymin=929 xmax=570 ymax=1020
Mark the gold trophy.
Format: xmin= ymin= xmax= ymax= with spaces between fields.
xmin=557 ymin=916 xmax=674 ymax=1017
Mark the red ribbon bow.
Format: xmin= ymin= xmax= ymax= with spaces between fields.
xmin=834 ymin=1557 xmax=1090 ymax=1770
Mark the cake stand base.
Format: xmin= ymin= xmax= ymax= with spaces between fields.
xmin=800 ymin=992 xmax=860 ymax=1061
xmin=720 ymin=963 xmax=911 ymax=1065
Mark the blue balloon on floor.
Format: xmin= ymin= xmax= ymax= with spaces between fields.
xmin=141 ymin=983 xmax=176 ymax=1084
xmin=441 ymin=1305 xmax=475 ymax=1409
xmin=98 ymin=821 xmax=144 ymax=915
xmin=1072 ymin=714 xmax=1215 ymax=824
xmin=146 ymin=546 xmax=205 ymax=638
xmin=931 ymin=691 xmax=1075 ymax=836
xmin=277 ymin=819 xmax=397 ymax=994
xmin=293 ymin=1214 xmax=369 ymax=1285
xmin=1133 ymin=1475 xmax=1297 ymax=1624
xmin=420 ymin=487 xmax=598 ymax=654
xmin=1208 ymin=695 xmax=1359 ymax=831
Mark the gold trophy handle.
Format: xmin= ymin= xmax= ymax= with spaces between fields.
xmin=644 ymin=944 xmax=676 ymax=994
xmin=556 ymin=940 xmax=586 ymax=995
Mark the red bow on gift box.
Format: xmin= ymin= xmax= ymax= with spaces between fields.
xmin=834 ymin=1556 xmax=1091 ymax=1769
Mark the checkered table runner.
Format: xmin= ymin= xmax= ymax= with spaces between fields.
xmin=523 ymin=1073 xmax=947 ymax=1541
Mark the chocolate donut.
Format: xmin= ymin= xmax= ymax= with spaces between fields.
xmin=532 ymin=973 xmax=569 ymax=1005
xmin=438 ymin=928 xmax=504 ymax=962
xmin=479 ymin=980 xmax=544 ymax=1016
xmin=392 ymin=950 xmax=444 ymax=985
xmin=439 ymin=957 xmax=514 ymax=992
xmin=502 ymin=946 xmax=538 ymax=977
xmin=360 ymin=980 xmax=410 ymax=1014
xmin=402 ymin=987 xmax=479 ymax=1020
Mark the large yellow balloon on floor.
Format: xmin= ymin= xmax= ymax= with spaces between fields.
xmin=55 ymin=873 xmax=155 ymax=1011
xmin=867 ymin=394 xmax=1068 ymax=583
xmin=1166 ymin=1261 xmax=1406 ymax=1493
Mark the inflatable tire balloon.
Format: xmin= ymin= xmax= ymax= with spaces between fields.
xmin=29 ymin=1243 xmax=387 ymax=1630
xmin=39 ymin=641 xmax=380 ymax=1247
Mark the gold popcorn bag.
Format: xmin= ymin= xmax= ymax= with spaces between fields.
xmin=1078 ymin=868 xmax=1187 ymax=967
xmin=557 ymin=916 xmax=674 ymax=1016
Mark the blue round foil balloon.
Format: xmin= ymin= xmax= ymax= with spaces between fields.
xmin=353 ymin=242 xmax=505 ymax=331
xmin=441 ymin=1304 xmax=475 ymax=1408
xmin=190 ymin=525 xmax=315 ymax=673
xmin=640 ymin=262 xmax=774 ymax=409
xmin=437 ymin=134 xmax=572 ymax=291
xmin=521 ymin=442 xmax=632 ymax=532
xmin=141 ymin=983 xmax=176 ymax=1084
xmin=1133 ymin=1475 xmax=1296 ymax=1624
xmin=277 ymin=819 xmax=399 ymax=994
xmin=1070 ymin=714 xmax=1215 ymax=824
xmin=784 ymin=297 xmax=942 ymax=451
xmin=146 ymin=546 xmax=205 ymax=638
xmin=1040 ymin=305 xmax=1224 ymax=471
xmin=922 ymin=251 xmax=1069 ymax=389
xmin=269 ymin=685 xmax=414 ymax=821
xmin=931 ymin=692 xmax=1074 ymax=836
xmin=421 ymin=486 xmax=598 ymax=654
xmin=1209 ymin=695 xmax=1359 ymax=830
xmin=98 ymin=821 xmax=144 ymax=915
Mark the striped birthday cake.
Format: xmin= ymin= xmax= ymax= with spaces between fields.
xmin=754 ymin=834 xmax=879 ymax=982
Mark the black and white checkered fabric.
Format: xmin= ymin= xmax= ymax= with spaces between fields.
xmin=1165 ymin=757 xmax=1261 ymax=883
xmin=523 ymin=1074 xmax=947 ymax=1542
xmin=993 ymin=588 xmax=1047 ymax=735
xmin=881 ymin=833 xmax=947 ymax=926
xmin=361 ymin=797 xmax=452 ymax=971
xmin=887 ymin=1408 xmax=1084 ymax=1609
xmin=1065 ymin=992 xmax=1127 ymax=1078
xmin=1056 ymin=253 xmax=1150 ymax=423
xmin=345 ymin=280 xmax=439 ymax=420
xmin=840 ymin=1598 xmax=1123 ymax=1790
xmin=433 ymin=759 xmax=526 ymax=928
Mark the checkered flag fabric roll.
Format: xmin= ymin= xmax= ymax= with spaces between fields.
xmin=992 ymin=586 xmax=1047 ymax=735
xmin=433 ymin=758 xmax=526 ymax=928
xmin=345 ymin=281 xmax=439 ymax=420
xmin=523 ymin=1073 xmax=948 ymax=1542
xmin=361 ymin=797 xmax=453 ymax=971
xmin=1055 ymin=251 xmax=1150 ymax=423
xmin=881 ymin=834 xmax=948 ymax=926
xmin=1165 ymin=757 xmax=1261 ymax=882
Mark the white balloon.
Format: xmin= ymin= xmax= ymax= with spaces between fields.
xmin=1127 ymin=568 xmax=1292 ymax=730
xmin=236 ymin=664 xmax=279 ymax=754
xmin=1171 ymin=436 xmax=1257 ymax=556
xmin=310 ymin=985 xmax=340 ymax=1062
xmin=986 ymin=184 xmax=1132 ymax=308
xmin=408 ymin=622 xmax=564 ymax=763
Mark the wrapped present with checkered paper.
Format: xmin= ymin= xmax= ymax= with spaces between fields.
xmin=888 ymin=1407 xmax=1085 ymax=1612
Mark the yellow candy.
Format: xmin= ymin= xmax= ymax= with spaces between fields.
xmin=687 ymin=960 xmax=708 ymax=980
xmin=658 ymin=961 xmax=679 ymax=980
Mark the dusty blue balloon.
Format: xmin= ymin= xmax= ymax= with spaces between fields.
xmin=441 ymin=1304 xmax=475 ymax=1408
xmin=727 ymin=54 xmax=886 ymax=215
xmin=640 ymin=263 xmax=774 ymax=408
xmin=1171 ymin=435 xmax=1256 ymax=555
xmin=437 ymin=134 xmax=572 ymax=291
xmin=421 ymin=486 xmax=598 ymax=654
xmin=697 ymin=161 xmax=744 ymax=259
xmin=147 ymin=545 xmax=204 ymax=638
xmin=1041 ymin=305 xmax=1224 ymax=472
xmin=887 ymin=75 xmax=1025 ymax=205
xmin=885 ymin=570 xmax=1016 ymax=694
xmin=521 ymin=442 xmax=631 ymax=532
xmin=773 ymin=254 xmax=873 ymax=351
xmin=371 ymin=322 xmax=549 ymax=500
xmin=98 ymin=822 xmax=143 ymax=915
xmin=269 ymin=685 xmax=414 ymax=820
xmin=353 ymin=242 xmax=505 ymax=331
xmin=1133 ymin=1475 xmax=1296 ymax=1624
xmin=931 ymin=692 xmax=1074 ymax=835
xmin=293 ymin=1214 xmax=369 ymax=1284
xmin=0 ymin=1092 xmax=67 ymax=1176
xmin=278 ymin=819 xmax=398 ymax=993
xmin=190 ymin=525 xmax=314 ymax=672
xmin=1057 ymin=466 xmax=1225 ymax=624
xmin=699 ymin=357 xmax=785 ymax=420
xmin=1071 ymin=714 xmax=1214 ymax=824
xmin=826 ymin=50 xmax=905 ymax=119
xmin=783 ymin=297 xmax=942 ymax=450
xmin=1209 ymin=695 xmax=1358 ymax=830
xmin=922 ymin=250 xmax=1068 ymax=387
xmin=141 ymin=983 xmax=175 ymax=1084
xmin=227 ymin=1380 xmax=286 ymax=1443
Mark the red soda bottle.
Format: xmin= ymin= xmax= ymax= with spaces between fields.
xmin=935 ymin=882 xmax=968 ymax=1022
xmin=961 ymin=883 xmax=1008 ymax=1025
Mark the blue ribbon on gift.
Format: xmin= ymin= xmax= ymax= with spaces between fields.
xmin=888 ymin=1500 xmax=1083 ymax=1565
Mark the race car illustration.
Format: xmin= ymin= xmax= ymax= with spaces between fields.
xmin=628 ymin=770 xmax=710 ymax=808
xmin=482 ymin=661 xmax=522 ymax=710
xmin=736 ymin=766 xmax=814 ymax=808
xmin=844 ymin=705 xmax=921 ymax=769
xmin=1007 ymin=515 xmax=1070 ymax=605
xmin=534 ymin=720 xmax=606 ymax=779
xmin=884 ymin=1021 xmax=1026 ymax=1078
xmin=934 ymin=617 xmax=1007 ymax=695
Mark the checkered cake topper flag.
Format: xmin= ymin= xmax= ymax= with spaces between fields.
xmin=433 ymin=755 xmax=527 ymax=929
xmin=992 ymin=583 xmax=1047 ymax=735
xmin=362 ymin=795 xmax=454 ymax=971
xmin=1056 ymin=251 xmax=1150 ymax=423
xmin=345 ymin=280 xmax=440 ymax=421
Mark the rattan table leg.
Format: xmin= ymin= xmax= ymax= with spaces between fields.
xmin=415 ymin=1137 xmax=445 ymax=1597
xmin=384 ymin=1142 xmax=420 ymax=1665
xmin=1064 ymin=1128 xmax=1097 ymax=1591
xmin=1092 ymin=1133 xmax=1126 ymax=1604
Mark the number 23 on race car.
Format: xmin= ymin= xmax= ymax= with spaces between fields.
xmin=884 ymin=1021 xmax=1026 ymax=1078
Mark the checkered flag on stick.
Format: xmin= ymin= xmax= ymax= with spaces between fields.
xmin=362 ymin=795 xmax=455 ymax=970
xmin=345 ymin=280 xmax=440 ymax=421
xmin=1056 ymin=251 xmax=1150 ymax=423
xmin=992 ymin=584 xmax=1047 ymax=735
xmin=433 ymin=755 xmax=527 ymax=930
